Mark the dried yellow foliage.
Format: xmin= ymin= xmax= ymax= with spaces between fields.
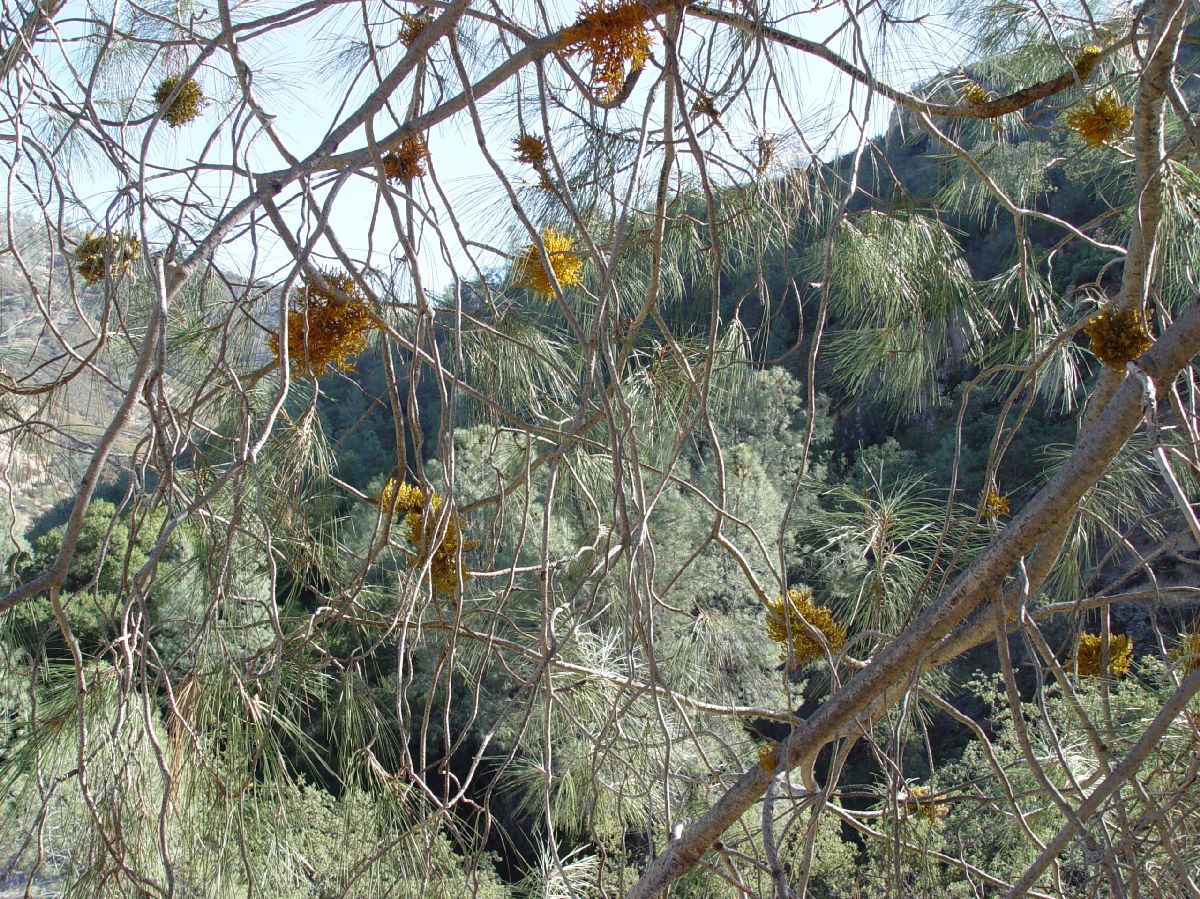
xmin=1066 ymin=91 xmax=1133 ymax=147
xmin=381 ymin=136 xmax=429 ymax=182
xmin=764 ymin=587 xmax=846 ymax=668
xmin=1075 ymin=632 xmax=1133 ymax=678
xmin=512 ymin=227 xmax=584 ymax=298
xmin=564 ymin=0 xmax=653 ymax=101
xmin=408 ymin=493 xmax=474 ymax=594
xmin=268 ymin=270 xmax=374 ymax=377
xmin=1083 ymin=304 xmax=1153 ymax=370
xmin=153 ymin=75 xmax=204 ymax=127
xmin=75 ymin=232 xmax=141 ymax=286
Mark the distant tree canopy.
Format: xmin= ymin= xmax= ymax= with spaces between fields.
xmin=2 ymin=1 xmax=1200 ymax=897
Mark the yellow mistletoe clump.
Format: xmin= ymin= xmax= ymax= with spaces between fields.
xmin=513 ymin=134 xmax=556 ymax=190
xmin=1073 ymin=44 xmax=1103 ymax=80
xmin=514 ymin=133 xmax=549 ymax=167
xmin=153 ymin=75 xmax=204 ymax=127
xmin=268 ymin=270 xmax=374 ymax=376
xmin=765 ymin=587 xmax=846 ymax=667
xmin=691 ymin=94 xmax=720 ymax=121
xmin=398 ymin=11 xmax=431 ymax=47
xmin=403 ymin=488 xmax=475 ymax=594
xmin=902 ymin=785 xmax=947 ymax=821
xmin=75 ymin=232 xmax=141 ymax=286
xmin=372 ymin=478 xmax=476 ymax=594
xmin=1172 ymin=631 xmax=1200 ymax=677
xmin=1066 ymin=91 xmax=1133 ymax=147
xmin=564 ymin=0 xmax=653 ymax=101
xmin=983 ymin=490 xmax=1010 ymax=522
xmin=757 ymin=741 xmax=779 ymax=772
xmin=370 ymin=477 xmax=426 ymax=516
xmin=1075 ymin=632 xmax=1134 ymax=678
xmin=1083 ymin=304 xmax=1153 ymax=370
xmin=961 ymin=80 xmax=990 ymax=107
xmin=381 ymin=136 xmax=430 ymax=182
xmin=512 ymin=227 xmax=584 ymax=298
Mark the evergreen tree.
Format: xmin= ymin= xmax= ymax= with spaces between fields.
xmin=2 ymin=1 xmax=1200 ymax=896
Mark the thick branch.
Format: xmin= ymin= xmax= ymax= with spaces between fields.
xmin=1005 ymin=660 xmax=1200 ymax=897
xmin=0 ymin=305 xmax=163 ymax=612
xmin=628 ymin=300 xmax=1200 ymax=898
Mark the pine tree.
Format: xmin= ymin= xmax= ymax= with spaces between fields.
xmin=2 ymin=1 xmax=1200 ymax=896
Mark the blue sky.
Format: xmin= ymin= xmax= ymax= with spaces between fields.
xmin=10 ymin=1 xmax=972 ymax=298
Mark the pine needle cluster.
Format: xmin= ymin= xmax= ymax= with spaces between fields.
xmin=1075 ymin=632 xmax=1133 ymax=677
xmin=764 ymin=587 xmax=846 ymax=668
xmin=1083 ymin=304 xmax=1153 ymax=370
xmin=1173 ymin=631 xmax=1200 ymax=676
xmin=381 ymin=136 xmax=430 ymax=182
xmin=374 ymin=478 xmax=477 ymax=595
xmin=512 ymin=227 xmax=584 ymax=298
xmin=1066 ymin=92 xmax=1133 ymax=147
xmin=564 ymin=0 xmax=653 ymax=101
xmin=153 ymin=75 xmax=204 ymax=127
xmin=755 ymin=136 xmax=778 ymax=173
xmin=268 ymin=270 xmax=374 ymax=376
xmin=74 ymin=231 xmax=141 ymax=286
